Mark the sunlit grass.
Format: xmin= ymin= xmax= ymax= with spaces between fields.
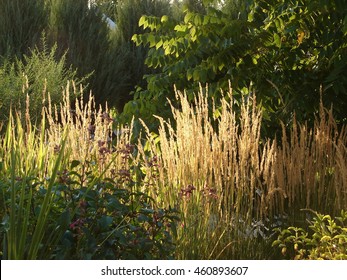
xmin=0 ymin=82 xmax=132 ymax=259
xmin=139 ymin=87 xmax=347 ymax=259
xmin=1 ymin=83 xmax=346 ymax=259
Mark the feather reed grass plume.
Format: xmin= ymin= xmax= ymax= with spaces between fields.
xmin=273 ymin=103 xmax=347 ymax=220
xmin=43 ymin=82 xmax=133 ymax=180
xmin=1 ymin=81 xmax=132 ymax=182
xmin=140 ymin=87 xmax=347 ymax=259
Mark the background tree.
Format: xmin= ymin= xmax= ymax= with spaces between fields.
xmin=123 ymin=0 xmax=347 ymax=135
xmin=109 ymin=0 xmax=172 ymax=111
xmin=250 ymin=0 xmax=347 ymax=126
xmin=1 ymin=0 xmax=173 ymax=114
xmin=0 ymin=0 xmax=48 ymax=59
xmin=125 ymin=0 xmax=258 ymax=130
xmin=48 ymin=0 xmax=117 ymax=107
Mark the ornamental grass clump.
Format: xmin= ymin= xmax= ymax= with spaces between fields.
xmin=275 ymin=103 xmax=347 ymax=219
xmin=140 ymin=88 xmax=267 ymax=259
xmin=140 ymin=87 xmax=347 ymax=259
xmin=0 ymin=83 xmax=177 ymax=259
xmin=0 ymin=108 xmax=68 ymax=259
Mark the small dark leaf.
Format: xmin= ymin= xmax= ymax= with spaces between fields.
xmin=98 ymin=216 xmax=113 ymax=231
xmin=70 ymin=160 xmax=80 ymax=169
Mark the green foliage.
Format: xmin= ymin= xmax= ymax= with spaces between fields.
xmin=0 ymin=116 xmax=178 ymax=260
xmin=221 ymin=0 xmax=252 ymax=20
xmin=108 ymin=0 xmax=172 ymax=112
xmin=0 ymin=0 xmax=48 ymax=58
xmin=0 ymin=0 xmax=179 ymax=115
xmin=115 ymin=0 xmax=171 ymax=43
xmin=48 ymin=0 xmax=112 ymax=103
xmin=251 ymin=0 xmax=347 ymax=125
xmin=124 ymin=0 xmax=347 ymax=135
xmin=47 ymin=0 xmax=172 ymax=112
xmin=54 ymin=163 xmax=178 ymax=260
xmin=272 ymin=210 xmax=347 ymax=260
xmin=0 ymin=113 xmax=68 ymax=259
xmin=0 ymin=161 xmax=178 ymax=260
xmin=126 ymin=3 xmax=264 ymax=128
xmin=93 ymin=0 xmax=117 ymax=21
xmin=0 ymin=41 xmax=85 ymax=126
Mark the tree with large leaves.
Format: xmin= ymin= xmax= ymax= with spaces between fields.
xmin=124 ymin=0 xmax=256 ymax=128
xmin=123 ymin=0 xmax=347 ymax=134
xmin=251 ymin=0 xmax=347 ymax=125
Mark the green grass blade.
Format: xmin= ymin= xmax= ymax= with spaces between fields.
xmin=27 ymin=128 xmax=68 ymax=259
xmin=9 ymin=145 xmax=17 ymax=259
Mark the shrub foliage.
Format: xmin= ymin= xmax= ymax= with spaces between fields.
xmin=273 ymin=211 xmax=347 ymax=260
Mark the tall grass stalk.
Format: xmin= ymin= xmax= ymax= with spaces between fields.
xmin=45 ymin=81 xmax=133 ymax=179
xmin=140 ymin=88 xmax=347 ymax=259
xmin=27 ymin=129 xmax=67 ymax=259
xmin=1 ymin=80 xmax=132 ymax=185
xmin=1 ymin=82 xmax=132 ymax=259
xmin=2 ymin=106 xmax=67 ymax=259
xmin=273 ymin=103 xmax=347 ymax=219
